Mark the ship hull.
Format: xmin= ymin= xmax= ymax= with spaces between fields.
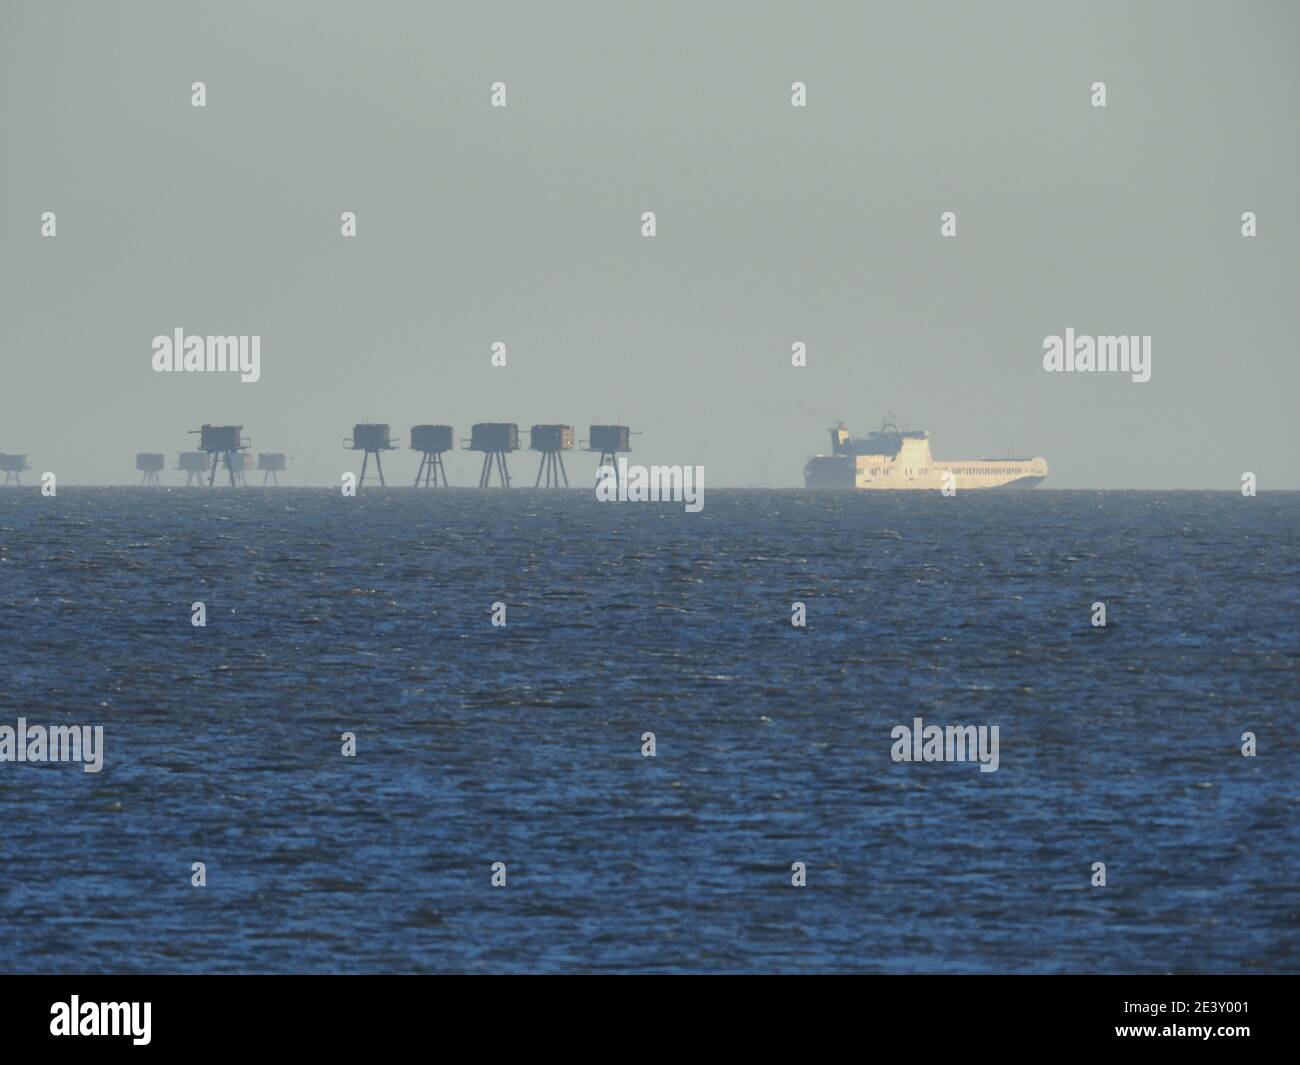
xmin=803 ymin=463 xmax=1049 ymax=490
xmin=993 ymin=475 xmax=1047 ymax=490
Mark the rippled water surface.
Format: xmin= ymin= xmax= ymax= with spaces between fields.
xmin=0 ymin=488 xmax=1296 ymax=973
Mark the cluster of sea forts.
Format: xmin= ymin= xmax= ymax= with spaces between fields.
xmin=0 ymin=424 xmax=635 ymax=488
xmin=2 ymin=417 xmax=1048 ymax=491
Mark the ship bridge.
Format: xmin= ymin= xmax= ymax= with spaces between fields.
xmin=830 ymin=419 xmax=928 ymax=459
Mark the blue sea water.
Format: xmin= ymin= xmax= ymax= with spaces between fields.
xmin=0 ymin=487 xmax=1296 ymax=974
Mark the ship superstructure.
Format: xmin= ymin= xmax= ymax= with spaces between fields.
xmin=804 ymin=418 xmax=1047 ymax=490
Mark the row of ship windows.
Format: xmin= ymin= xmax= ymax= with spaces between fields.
xmin=868 ymin=467 xmax=1020 ymax=476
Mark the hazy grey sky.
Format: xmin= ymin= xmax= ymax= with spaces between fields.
xmin=2 ymin=0 xmax=1297 ymax=487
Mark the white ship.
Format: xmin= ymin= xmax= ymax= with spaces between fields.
xmin=804 ymin=418 xmax=1047 ymax=490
